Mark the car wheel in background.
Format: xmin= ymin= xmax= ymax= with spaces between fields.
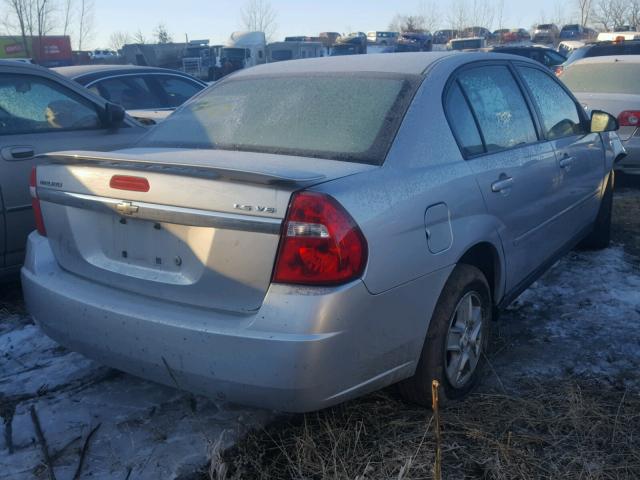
xmin=579 ymin=170 xmax=614 ymax=250
xmin=398 ymin=264 xmax=492 ymax=407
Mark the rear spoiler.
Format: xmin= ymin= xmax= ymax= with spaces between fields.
xmin=38 ymin=152 xmax=327 ymax=187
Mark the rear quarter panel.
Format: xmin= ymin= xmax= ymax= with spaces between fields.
xmin=313 ymin=59 xmax=506 ymax=300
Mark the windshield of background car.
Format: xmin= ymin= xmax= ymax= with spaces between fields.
xmin=561 ymin=63 xmax=640 ymax=94
xmin=139 ymin=73 xmax=418 ymax=165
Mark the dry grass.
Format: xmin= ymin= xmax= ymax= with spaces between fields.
xmin=220 ymin=380 xmax=640 ymax=479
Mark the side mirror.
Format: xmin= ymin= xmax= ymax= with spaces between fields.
xmin=590 ymin=110 xmax=618 ymax=133
xmin=104 ymin=102 xmax=125 ymax=127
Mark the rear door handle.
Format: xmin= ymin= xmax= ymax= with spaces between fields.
xmin=491 ymin=177 xmax=514 ymax=193
xmin=2 ymin=146 xmax=35 ymax=161
xmin=559 ymin=156 xmax=574 ymax=169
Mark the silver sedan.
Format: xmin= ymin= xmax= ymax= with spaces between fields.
xmin=22 ymin=52 xmax=623 ymax=412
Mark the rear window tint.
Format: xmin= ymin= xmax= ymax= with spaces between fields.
xmin=561 ymin=63 xmax=640 ymax=94
xmin=139 ymin=73 xmax=418 ymax=165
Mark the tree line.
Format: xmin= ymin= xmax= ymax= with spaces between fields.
xmin=389 ymin=0 xmax=640 ymax=34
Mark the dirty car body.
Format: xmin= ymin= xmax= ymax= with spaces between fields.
xmin=23 ymin=53 xmax=620 ymax=412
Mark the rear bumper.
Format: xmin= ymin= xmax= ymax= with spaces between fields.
xmin=617 ymin=136 xmax=640 ymax=175
xmin=22 ymin=233 xmax=451 ymax=412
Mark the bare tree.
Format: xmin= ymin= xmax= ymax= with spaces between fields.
xmin=241 ymin=0 xmax=277 ymax=40
xmin=577 ymin=0 xmax=593 ymax=26
xmin=77 ymin=0 xmax=94 ymax=50
xmin=496 ymin=0 xmax=506 ymax=31
xmin=468 ymin=0 xmax=494 ymax=29
xmin=154 ymin=23 xmax=172 ymax=44
xmin=4 ymin=0 xmax=32 ymax=56
xmin=418 ymin=0 xmax=440 ymax=32
xmin=388 ymin=14 xmax=426 ymax=33
xmin=629 ymin=0 xmax=640 ymax=27
xmin=3 ymin=0 xmax=55 ymax=58
xmin=447 ymin=0 xmax=468 ymax=33
xmin=132 ymin=29 xmax=147 ymax=44
xmin=62 ymin=0 xmax=73 ymax=36
xmin=109 ymin=30 xmax=130 ymax=51
xmin=593 ymin=0 xmax=629 ymax=30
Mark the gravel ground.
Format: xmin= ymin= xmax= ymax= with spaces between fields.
xmin=1 ymin=182 xmax=639 ymax=479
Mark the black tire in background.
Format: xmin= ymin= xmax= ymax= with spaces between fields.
xmin=398 ymin=264 xmax=492 ymax=407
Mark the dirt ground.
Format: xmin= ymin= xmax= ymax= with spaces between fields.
xmin=219 ymin=178 xmax=640 ymax=480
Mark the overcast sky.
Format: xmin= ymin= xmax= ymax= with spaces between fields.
xmin=90 ymin=0 xmax=572 ymax=49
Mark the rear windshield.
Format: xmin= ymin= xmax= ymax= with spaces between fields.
xmin=561 ymin=63 xmax=640 ymax=94
xmin=139 ymin=73 xmax=418 ymax=164
xmin=538 ymin=24 xmax=554 ymax=29
xmin=563 ymin=25 xmax=580 ymax=31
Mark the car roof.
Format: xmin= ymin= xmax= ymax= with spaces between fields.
xmin=235 ymin=52 xmax=455 ymax=77
xmin=232 ymin=51 xmax=540 ymax=78
xmin=572 ymin=54 xmax=640 ymax=65
xmin=53 ymin=64 xmax=204 ymax=83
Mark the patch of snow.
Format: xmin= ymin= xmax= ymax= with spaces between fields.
xmin=0 ymin=312 xmax=270 ymax=479
xmin=491 ymin=246 xmax=640 ymax=390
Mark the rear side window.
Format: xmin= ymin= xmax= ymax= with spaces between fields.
xmin=457 ymin=65 xmax=537 ymax=153
xmin=518 ymin=67 xmax=585 ymax=139
xmin=445 ymin=82 xmax=484 ymax=156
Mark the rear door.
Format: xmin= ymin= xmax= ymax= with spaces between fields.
xmin=0 ymin=68 xmax=144 ymax=269
xmin=517 ymin=65 xmax=604 ymax=236
xmin=448 ymin=63 xmax=565 ymax=291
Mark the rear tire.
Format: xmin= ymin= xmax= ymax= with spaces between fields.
xmin=579 ymin=171 xmax=614 ymax=250
xmin=398 ymin=264 xmax=492 ymax=407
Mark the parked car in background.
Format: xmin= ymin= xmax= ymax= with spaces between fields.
xmin=434 ymin=29 xmax=459 ymax=44
xmin=491 ymin=46 xmax=566 ymax=70
xmin=330 ymin=43 xmax=360 ymax=56
xmin=560 ymin=24 xmax=587 ymax=41
xmin=532 ymin=24 xmax=560 ymax=44
xmin=597 ymin=31 xmax=640 ymax=41
xmin=335 ymin=33 xmax=367 ymax=54
xmin=0 ymin=60 xmax=145 ymax=279
xmin=501 ymin=28 xmax=531 ymax=43
xmin=461 ymin=27 xmax=493 ymax=40
xmin=559 ymin=39 xmax=640 ymax=74
xmin=90 ymin=49 xmax=118 ymax=61
xmin=319 ymin=32 xmax=341 ymax=48
xmin=54 ymin=65 xmax=207 ymax=125
xmin=22 ymin=52 xmax=621 ymax=412
xmin=558 ymin=40 xmax=585 ymax=58
xmin=448 ymin=37 xmax=486 ymax=50
xmin=367 ymin=31 xmax=399 ymax=46
xmin=561 ymin=55 xmax=639 ymax=175
xmin=398 ymin=32 xmax=433 ymax=51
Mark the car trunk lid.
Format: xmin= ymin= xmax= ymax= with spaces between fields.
xmin=35 ymin=148 xmax=374 ymax=313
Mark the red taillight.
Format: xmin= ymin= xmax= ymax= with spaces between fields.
xmin=110 ymin=175 xmax=150 ymax=192
xmin=618 ymin=111 xmax=640 ymax=127
xmin=29 ymin=167 xmax=47 ymax=236
xmin=555 ymin=65 xmax=563 ymax=77
xmin=272 ymin=192 xmax=368 ymax=286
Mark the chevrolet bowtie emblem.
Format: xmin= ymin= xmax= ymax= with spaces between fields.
xmin=116 ymin=201 xmax=139 ymax=215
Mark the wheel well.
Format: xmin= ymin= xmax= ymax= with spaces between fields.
xmin=459 ymin=243 xmax=501 ymax=303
